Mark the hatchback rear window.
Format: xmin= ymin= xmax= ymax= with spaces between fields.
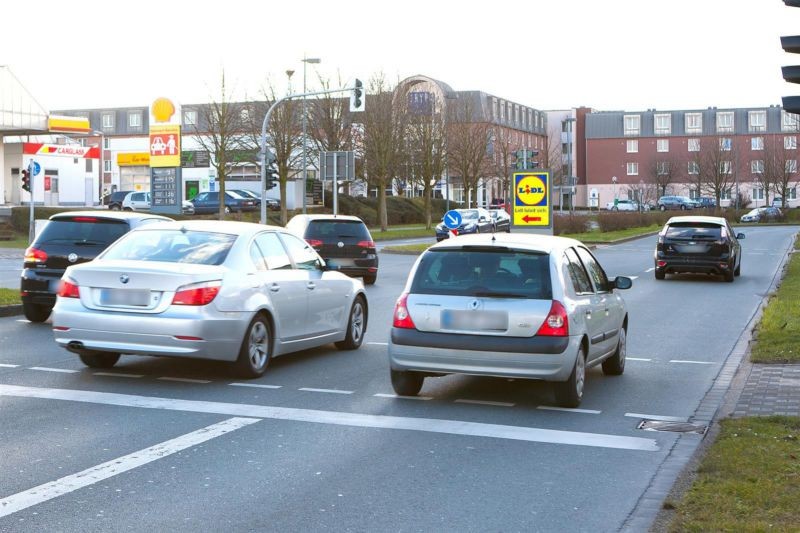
xmin=411 ymin=249 xmax=552 ymax=299
xmin=101 ymin=230 xmax=237 ymax=265
xmin=36 ymin=218 xmax=129 ymax=246
xmin=305 ymin=220 xmax=371 ymax=240
xmin=665 ymin=223 xmax=722 ymax=240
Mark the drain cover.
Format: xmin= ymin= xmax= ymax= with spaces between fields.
xmin=637 ymin=420 xmax=708 ymax=434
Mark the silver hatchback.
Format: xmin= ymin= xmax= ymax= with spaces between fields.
xmin=53 ymin=220 xmax=368 ymax=377
xmin=388 ymin=233 xmax=632 ymax=407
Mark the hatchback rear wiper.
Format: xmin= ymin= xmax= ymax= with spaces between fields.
xmin=471 ymin=291 xmax=528 ymax=299
xmin=73 ymin=240 xmax=104 ymax=245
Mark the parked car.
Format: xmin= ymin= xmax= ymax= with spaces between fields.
xmin=52 ymin=220 xmax=368 ymax=377
xmin=121 ymin=191 xmax=195 ymax=215
xmin=657 ymin=195 xmax=696 ymax=211
xmin=388 ymin=233 xmax=632 ymax=407
xmin=230 ymin=189 xmax=281 ymax=211
xmin=286 ymin=214 xmax=379 ymax=285
xmin=605 ymin=199 xmax=639 ymax=211
xmin=21 ymin=211 xmax=172 ymax=323
xmin=103 ymin=190 xmax=133 ymax=211
xmin=740 ymin=207 xmax=782 ymax=223
xmin=190 ymin=191 xmax=258 ymax=214
xmin=434 ymin=208 xmax=495 ymax=241
xmin=489 ymin=198 xmax=508 ymax=210
xmin=488 ymin=208 xmax=511 ymax=233
xmin=694 ymin=197 xmax=717 ymax=209
xmin=654 ymin=215 xmax=744 ymax=282
xmin=772 ymin=197 xmax=784 ymax=208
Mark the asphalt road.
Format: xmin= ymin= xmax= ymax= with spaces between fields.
xmin=0 ymin=226 xmax=795 ymax=532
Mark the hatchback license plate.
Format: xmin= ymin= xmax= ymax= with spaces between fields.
xmin=441 ymin=310 xmax=507 ymax=331
xmin=99 ymin=289 xmax=150 ymax=307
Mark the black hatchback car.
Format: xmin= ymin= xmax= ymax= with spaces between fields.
xmin=103 ymin=190 xmax=133 ymax=211
xmin=654 ymin=215 xmax=745 ymax=282
xmin=286 ymin=214 xmax=378 ymax=285
xmin=20 ymin=211 xmax=172 ymax=322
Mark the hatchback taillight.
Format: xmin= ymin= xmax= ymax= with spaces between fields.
xmin=57 ymin=279 xmax=80 ymax=299
xmin=392 ymin=293 xmax=416 ymax=329
xmin=172 ymin=281 xmax=222 ymax=306
xmin=535 ymin=300 xmax=569 ymax=337
xmin=305 ymin=239 xmax=323 ymax=249
xmin=357 ymin=240 xmax=376 ymax=249
xmin=24 ymin=246 xmax=47 ymax=265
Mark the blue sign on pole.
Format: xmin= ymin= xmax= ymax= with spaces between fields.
xmin=443 ymin=209 xmax=462 ymax=229
xmin=31 ymin=161 xmax=41 ymax=176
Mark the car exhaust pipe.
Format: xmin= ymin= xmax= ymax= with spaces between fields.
xmin=66 ymin=341 xmax=85 ymax=352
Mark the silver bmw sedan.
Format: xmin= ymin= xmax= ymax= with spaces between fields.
xmin=52 ymin=220 xmax=368 ymax=377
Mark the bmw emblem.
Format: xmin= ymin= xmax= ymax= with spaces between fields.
xmin=120 ymin=274 xmax=130 ymax=284
xmin=337 ymin=241 xmax=344 ymax=248
xmin=67 ymin=253 xmax=78 ymax=263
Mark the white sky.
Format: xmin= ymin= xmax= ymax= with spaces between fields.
xmin=1 ymin=0 xmax=795 ymax=112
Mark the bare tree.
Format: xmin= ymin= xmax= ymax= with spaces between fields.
xmin=696 ymin=136 xmax=737 ymax=206
xmin=447 ymin=97 xmax=491 ymax=208
xmin=646 ymin=153 xmax=680 ymax=198
xmin=764 ymin=134 xmax=798 ymax=208
xmin=407 ymin=98 xmax=446 ymax=228
xmin=490 ymin=126 xmax=516 ymax=203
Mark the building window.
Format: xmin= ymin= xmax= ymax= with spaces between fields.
xmin=720 ymin=138 xmax=732 ymax=151
xmin=689 ymin=189 xmax=700 ymax=200
xmin=782 ymin=110 xmax=799 ymax=132
xmin=240 ymin=108 xmax=250 ymax=124
xmin=748 ymin=110 xmax=766 ymax=132
xmin=103 ymin=137 xmax=110 ymax=149
xmin=624 ymin=115 xmax=640 ymax=136
xmin=685 ymin=112 xmax=703 ymax=134
xmin=720 ymin=161 xmax=732 ymax=174
xmin=688 ymin=161 xmax=700 ymax=174
xmin=183 ymin=109 xmax=197 ymax=127
xmin=751 ymin=137 xmax=764 ymax=151
xmin=102 ymin=113 xmax=114 ymax=130
xmin=656 ymin=161 xmax=669 ymax=175
xmin=751 ymin=160 xmax=764 ymax=174
xmin=787 ymin=160 xmax=798 ymax=173
xmin=716 ymin=111 xmax=734 ymax=133
xmin=721 ymin=188 xmax=732 ymax=200
xmin=128 ymin=111 xmax=142 ymax=129
xmin=657 ymin=139 xmax=669 ymax=152
xmin=789 ymin=187 xmax=798 ymax=200
xmin=492 ymin=98 xmax=498 ymax=120
xmin=785 ymin=136 xmax=797 ymax=150
xmin=753 ymin=187 xmax=765 ymax=200
xmin=688 ymin=138 xmax=700 ymax=152
xmin=654 ymin=113 xmax=671 ymax=135
xmin=626 ymin=139 xmax=638 ymax=153
xmin=626 ymin=162 xmax=638 ymax=175
xmin=104 ymin=159 xmax=112 ymax=172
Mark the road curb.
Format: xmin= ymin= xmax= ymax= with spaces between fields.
xmin=0 ymin=304 xmax=22 ymax=317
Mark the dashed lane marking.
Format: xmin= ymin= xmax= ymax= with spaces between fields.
xmin=0 ymin=363 xmax=20 ymax=368
xmin=298 ymin=387 xmax=354 ymax=395
xmin=625 ymin=413 xmax=688 ymax=422
xmin=157 ymin=377 xmax=212 ymax=384
xmin=644 ymin=267 xmax=655 ymax=273
xmin=93 ymin=372 xmax=144 ymax=379
xmin=668 ymin=360 xmax=717 ymax=365
xmin=628 ymin=358 xmax=652 ymax=362
xmin=455 ymin=399 xmax=515 ymax=407
xmin=229 ymin=383 xmax=282 ymax=389
xmin=367 ymin=342 xmax=388 ymax=346
xmin=0 ymin=416 xmax=260 ymax=518
xmin=537 ymin=406 xmax=602 ymax=414
xmin=0 ymin=384 xmax=659 ymax=451
xmin=29 ymin=367 xmax=78 ymax=374
xmin=374 ymin=393 xmax=433 ymax=401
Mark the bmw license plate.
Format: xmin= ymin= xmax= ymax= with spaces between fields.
xmin=99 ymin=289 xmax=150 ymax=307
xmin=441 ymin=310 xmax=507 ymax=331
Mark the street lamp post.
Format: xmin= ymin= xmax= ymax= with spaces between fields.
xmin=301 ymin=56 xmax=321 ymax=214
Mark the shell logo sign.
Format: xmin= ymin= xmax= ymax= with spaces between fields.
xmin=149 ymin=97 xmax=181 ymax=168
xmin=151 ymin=97 xmax=176 ymax=123
xmin=513 ymin=171 xmax=551 ymax=227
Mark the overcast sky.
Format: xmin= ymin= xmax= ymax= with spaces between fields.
xmin=1 ymin=0 xmax=795 ymax=113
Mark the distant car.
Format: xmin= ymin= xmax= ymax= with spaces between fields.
xmin=190 ymin=191 xmax=258 ymax=214
xmin=122 ymin=191 xmax=195 ymax=215
xmin=657 ymin=195 xmax=696 ymax=211
xmin=488 ymin=209 xmax=511 ymax=232
xmin=104 ymin=190 xmax=134 ymax=211
xmin=21 ymin=211 xmax=172 ymax=323
xmin=772 ymin=197 xmax=785 ymax=208
xmin=264 ymin=197 xmax=281 ymax=210
xmin=740 ymin=207 xmax=782 ymax=223
xmin=654 ymin=215 xmax=744 ymax=282
xmin=286 ymin=214 xmax=379 ymax=285
xmin=52 ymin=220 xmax=368 ymax=377
xmin=694 ymin=197 xmax=716 ymax=209
xmin=230 ymin=189 xmax=281 ymax=211
xmin=489 ymin=198 xmax=508 ymax=210
xmin=434 ymin=208 xmax=495 ymax=241
xmin=388 ymin=233 xmax=632 ymax=407
xmin=606 ymin=199 xmax=639 ymax=211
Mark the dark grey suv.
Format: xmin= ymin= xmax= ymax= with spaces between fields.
xmin=657 ymin=195 xmax=695 ymax=211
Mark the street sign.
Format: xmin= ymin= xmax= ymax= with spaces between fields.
xmin=443 ymin=210 xmax=462 ymax=229
xmin=31 ymin=161 xmax=41 ymax=176
xmin=511 ymin=171 xmax=552 ymax=233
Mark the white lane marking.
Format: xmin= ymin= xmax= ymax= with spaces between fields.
xmin=229 ymin=383 xmax=282 ymax=389
xmin=157 ymin=377 xmax=212 ymax=384
xmin=627 ymin=276 xmax=639 ymax=280
xmin=628 ymin=357 xmax=652 ymax=362
xmin=669 ymin=360 xmax=716 ymax=365
xmin=0 ymin=385 xmax=658 ymax=451
xmin=367 ymin=342 xmax=388 ymax=346
xmin=374 ymin=393 xmax=433 ymax=401
xmin=644 ymin=267 xmax=655 ymax=273
xmin=455 ymin=399 xmax=515 ymax=407
xmin=0 ymin=417 xmax=259 ymax=518
xmin=537 ymin=406 xmax=602 ymax=414
xmin=625 ymin=413 xmax=688 ymax=422
xmin=29 ymin=367 xmax=79 ymax=374
xmin=93 ymin=372 xmax=143 ymax=379
xmin=15 ymin=319 xmax=29 ymax=323
xmin=298 ymin=387 xmax=354 ymax=395
xmin=0 ymin=363 xmax=20 ymax=368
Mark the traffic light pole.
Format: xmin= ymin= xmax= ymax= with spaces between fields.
xmin=258 ymin=86 xmax=358 ymax=225
xmin=27 ymin=159 xmax=35 ymax=244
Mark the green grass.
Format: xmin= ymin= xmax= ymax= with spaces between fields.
xmin=0 ymin=233 xmax=29 ymax=249
xmin=751 ymin=236 xmax=800 ymax=363
xmin=668 ymin=416 xmax=800 ymax=532
xmin=0 ymin=288 xmax=21 ymax=305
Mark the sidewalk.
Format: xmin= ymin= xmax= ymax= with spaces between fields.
xmin=732 ymin=362 xmax=800 ymax=417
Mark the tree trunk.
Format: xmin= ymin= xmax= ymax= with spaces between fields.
xmin=279 ymin=179 xmax=288 ymax=226
xmin=218 ymin=176 xmax=226 ymax=221
xmin=424 ymin=187 xmax=432 ymax=230
xmin=378 ymin=185 xmax=388 ymax=232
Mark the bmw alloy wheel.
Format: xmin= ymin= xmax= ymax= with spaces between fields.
xmin=248 ymin=321 xmax=269 ymax=369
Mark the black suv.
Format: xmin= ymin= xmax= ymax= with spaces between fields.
xmin=654 ymin=215 xmax=745 ymax=282
xmin=21 ymin=211 xmax=172 ymax=322
xmin=285 ymin=214 xmax=378 ymax=284
xmin=104 ymin=190 xmax=133 ymax=211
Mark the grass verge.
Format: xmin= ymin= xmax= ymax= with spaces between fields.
xmin=0 ymin=233 xmax=29 ymax=249
xmin=751 ymin=235 xmax=800 ymax=363
xmin=668 ymin=416 xmax=800 ymax=532
xmin=0 ymin=288 xmax=21 ymax=306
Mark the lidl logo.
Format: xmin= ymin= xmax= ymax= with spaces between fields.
xmin=516 ymin=175 xmax=548 ymax=206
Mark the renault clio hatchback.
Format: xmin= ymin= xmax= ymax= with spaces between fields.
xmin=388 ymin=233 xmax=632 ymax=407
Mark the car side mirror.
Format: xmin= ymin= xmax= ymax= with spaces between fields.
xmin=612 ymin=276 xmax=633 ymax=290
xmin=736 ymin=233 xmax=745 ymax=239
xmin=479 ymin=216 xmax=487 ymax=222
xmin=322 ymin=259 xmax=340 ymax=271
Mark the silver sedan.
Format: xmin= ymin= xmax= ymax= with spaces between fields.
xmin=52 ymin=220 xmax=368 ymax=377
xmin=388 ymin=233 xmax=632 ymax=407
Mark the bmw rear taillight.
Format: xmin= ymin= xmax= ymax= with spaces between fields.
xmin=535 ymin=300 xmax=569 ymax=337
xmin=305 ymin=239 xmax=323 ymax=250
xmin=24 ymin=246 xmax=47 ymax=265
xmin=393 ymin=293 xmax=416 ymax=329
xmin=57 ymin=278 xmax=80 ymax=299
xmin=172 ymin=280 xmax=222 ymax=306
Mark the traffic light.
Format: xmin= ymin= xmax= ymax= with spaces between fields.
xmin=782 ymin=1 xmax=800 ymax=114
xmin=265 ymin=151 xmax=278 ymax=191
xmin=350 ymin=78 xmax=364 ymax=112
xmin=511 ymin=149 xmax=539 ymax=170
xmin=21 ymin=169 xmax=30 ymax=193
